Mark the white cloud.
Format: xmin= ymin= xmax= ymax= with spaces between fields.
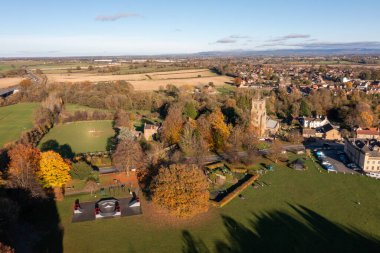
xmin=95 ymin=13 xmax=140 ymax=22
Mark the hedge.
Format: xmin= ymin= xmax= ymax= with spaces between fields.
xmin=224 ymin=163 xmax=248 ymax=174
xmin=206 ymin=162 xmax=224 ymax=170
xmin=211 ymin=174 xmax=259 ymax=208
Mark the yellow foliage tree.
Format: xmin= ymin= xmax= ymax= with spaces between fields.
xmin=38 ymin=151 xmax=71 ymax=199
xmin=209 ymin=108 xmax=230 ymax=150
xmin=359 ymin=111 xmax=374 ymax=128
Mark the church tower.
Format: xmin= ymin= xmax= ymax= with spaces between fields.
xmin=251 ymin=98 xmax=267 ymax=137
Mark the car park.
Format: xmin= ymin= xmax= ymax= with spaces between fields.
xmin=338 ymin=155 xmax=347 ymax=164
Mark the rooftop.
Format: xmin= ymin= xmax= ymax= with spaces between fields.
xmin=356 ymin=128 xmax=380 ymax=136
xmin=347 ymin=138 xmax=380 ymax=157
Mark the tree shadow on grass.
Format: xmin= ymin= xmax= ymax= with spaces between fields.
xmin=182 ymin=204 xmax=380 ymax=253
xmin=0 ymin=187 xmax=63 ymax=253
xmin=40 ymin=139 xmax=75 ymax=159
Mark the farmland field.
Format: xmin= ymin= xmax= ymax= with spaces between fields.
xmin=0 ymin=77 xmax=23 ymax=89
xmin=38 ymin=120 xmax=115 ymax=153
xmin=0 ymin=103 xmax=39 ymax=147
xmin=46 ymin=69 xmax=233 ymax=91
xmin=56 ymin=158 xmax=380 ymax=253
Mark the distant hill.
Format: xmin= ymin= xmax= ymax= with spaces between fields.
xmin=194 ymin=48 xmax=380 ymax=57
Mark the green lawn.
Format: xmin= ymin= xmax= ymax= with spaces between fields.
xmin=217 ymin=84 xmax=236 ymax=95
xmin=57 ymin=158 xmax=380 ymax=253
xmin=0 ymin=103 xmax=39 ymax=147
xmin=38 ymin=120 xmax=115 ymax=154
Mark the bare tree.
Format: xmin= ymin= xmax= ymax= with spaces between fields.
xmin=112 ymin=139 xmax=145 ymax=175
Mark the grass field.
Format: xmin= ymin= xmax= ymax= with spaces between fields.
xmin=57 ymin=158 xmax=380 ymax=253
xmin=0 ymin=103 xmax=39 ymax=147
xmin=38 ymin=120 xmax=115 ymax=153
xmin=46 ymin=69 xmax=233 ymax=91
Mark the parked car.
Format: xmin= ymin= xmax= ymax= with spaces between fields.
xmin=366 ymin=172 xmax=380 ymax=179
xmin=326 ymin=165 xmax=336 ymax=171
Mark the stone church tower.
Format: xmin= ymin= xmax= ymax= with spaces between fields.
xmin=251 ymin=98 xmax=267 ymax=137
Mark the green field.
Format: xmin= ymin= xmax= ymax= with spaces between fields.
xmin=0 ymin=103 xmax=39 ymax=147
xmin=38 ymin=120 xmax=115 ymax=153
xmin=57 ymin=158 xmax=380 ymax=253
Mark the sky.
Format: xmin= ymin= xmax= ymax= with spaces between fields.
xmin=1 ymin=0 xmax=380 ymax=57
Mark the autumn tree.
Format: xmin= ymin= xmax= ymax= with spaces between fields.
xmin=161 ymin=106 xmax=184 ymax=145
xmin=196 ymin=115 xmax=213 ymax=149
xmin=151 ymin=164 xmax=209 ymax=218
xmin=209 ymin=108 xmax=230 ymax=150
xmin=183 ymin=101 xmax=198 ymax=119
xmin=84 ymin=179 xmax=98 ymax=196
xmin=234 ymin=77 xmax=242 ymax=86
xmin=179 ymin=122 xmax=209 ymax=165
xmin=241 ymin=129 xmax=259 ymax=164
xmin=114 ymin=109 xmax=133 ymax=129
xmin=112 ymin=139 xmax=144 ymax=175
xmin=225 ymin=126 xmax=244 ymax=163
xmin=38 ymin=151 xmax=71 ymax=200
xmin=7 ymin=144 xmax=42 ymax=196
xmin=287 ymin=129 xmax=304 ymax=144
xmin=359 ymin=111 xmax=374 ymax=128
xmin=266 ymin=140 xmax=285 ymax=164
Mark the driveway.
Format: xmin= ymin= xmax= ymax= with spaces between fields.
xmin=322 ymin=150 xmax=358 ymax=174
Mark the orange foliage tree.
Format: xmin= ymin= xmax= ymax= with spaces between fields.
xmin=7 ymin=144 xmax=41 ymax=194
xmin=37 ymin=151 xmax=71 ymax=199
xmin=151 ymin=164 xmax=210 ymax=218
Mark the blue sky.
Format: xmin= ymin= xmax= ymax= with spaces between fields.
xmin=1 ymin=0 xmax=380 ymax=56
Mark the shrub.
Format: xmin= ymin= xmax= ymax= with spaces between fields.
xmin=70 ymin=161 xmax=93 ymax=180
xmin=87 ymin=171 xmax=100 ymax=183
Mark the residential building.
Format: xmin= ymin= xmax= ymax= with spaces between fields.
xmin=356 ymin=128 xmax=380 ymax=140
xmin=321 ymin=124 xmax=341 ymax=141
xmin=302 ymin=128 xmax=317 ymax=138
xmin=344 ymin=138 xmax=380 ymax=172
xmin=299 ymin=116 xmax=329 ymax=129
xmin=143 ymin=123 xmax=159 ymax=141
